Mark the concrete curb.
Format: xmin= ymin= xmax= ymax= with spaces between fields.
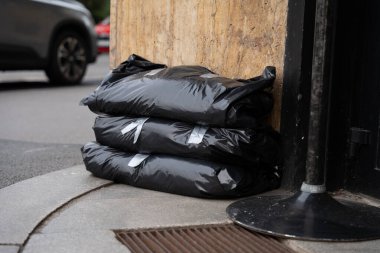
xmin=22 ymin=184 xmax=235 ymax=253
xmin=22 ymin=231 xmax=129 ymax=253
xmin=3 ymin=164 xmax=380 ymax=253
xmin=0 ymin=165 xmax=111 ymax=246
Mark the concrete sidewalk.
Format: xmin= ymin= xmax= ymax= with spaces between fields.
xmin=1 ymin=165 xmax=380 ymax=253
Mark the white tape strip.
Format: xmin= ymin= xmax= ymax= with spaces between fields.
xmin=188 ymin=125 xmax=208 ymax=144
xmin=144 ymin=68 xmax=165 ymax=76
xmin=217 ymin=169 xmax=237 ymax=189
xmin=121 ymin=122 xmax=139 ymax=135
xmin=128 ymin=154 xmax=150 ymax=167
xmin=200 ymin=73 xmax=219 ymax=79
xmin=121 ymin=118 xmax=149 ymax=143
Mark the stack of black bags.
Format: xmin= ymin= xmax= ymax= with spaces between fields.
xmin=80 ymin=54 xmax=282 ymax=198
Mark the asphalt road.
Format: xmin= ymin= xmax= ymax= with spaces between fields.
xmin=0 ymin=54 xmax=111 ymax=188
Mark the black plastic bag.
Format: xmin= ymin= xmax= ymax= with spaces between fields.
xmin=99 ymin=54 xmax=167 ymax=84
xmin=81 ymin=54 xmax=275 ymax=128
xmin=81 ymin=142 xmax=279 ymax=198
xmin=93 ymin=115 xmax=282 ymax=167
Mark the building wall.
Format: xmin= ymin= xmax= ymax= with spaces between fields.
xmin=110 ymin=0 xmax=288 ymax=129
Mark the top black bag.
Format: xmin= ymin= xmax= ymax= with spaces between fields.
xmin=81 ymin=54 xmax=276 ymax=128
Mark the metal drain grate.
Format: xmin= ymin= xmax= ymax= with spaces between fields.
xmin=114 ymin=223 xmax=295 ymax=253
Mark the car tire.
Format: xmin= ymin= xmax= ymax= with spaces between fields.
xmin=46 ymin=31 xmax=88 ymax=84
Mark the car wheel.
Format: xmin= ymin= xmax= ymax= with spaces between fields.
xmin=46 ymin=31 xmax=88 ymax=84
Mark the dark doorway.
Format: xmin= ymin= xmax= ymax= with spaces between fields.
xmin=327 ymin=0 xmax=380 ymax=198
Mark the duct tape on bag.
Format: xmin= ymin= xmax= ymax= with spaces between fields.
xmin=128 ymin=153 xmax=150 ymax=167
xmin=144 ymin=68 xmax=165 ymax=76
xmin=121 ymin=117 xmax=149 ymax=143
xmin=187 ymin=125 xmax=208 ymax=144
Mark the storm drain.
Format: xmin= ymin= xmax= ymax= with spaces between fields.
xmin=114 ymin=223 xmax=294 ymax=253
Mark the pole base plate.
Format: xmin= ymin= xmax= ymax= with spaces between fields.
xmin=227 ymin=191 xmax=380 ymax=241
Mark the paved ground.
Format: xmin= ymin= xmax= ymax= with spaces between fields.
xmin=0 ymin=140 xmax=82 ymax=189
xmin=1 ymin=165 xmax=380 ymax=253
xmin=0 ymin=54 xmax=110 ymax=188
xmin=1 ymin=54 xmax=380 ymax=253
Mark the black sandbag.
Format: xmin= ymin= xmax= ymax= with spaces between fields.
xmin=81 ymin=54 xmax=275 ymax=128
xmin=93 ymin=115 xmax=282 ymax=167
xmin=81 ymin=142 xmax=280 ymax=198
xmin=100 ymin=54 xmax=167 ymax=84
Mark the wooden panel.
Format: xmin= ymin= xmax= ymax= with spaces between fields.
xmin=110 ymin=0 xmax=288 ymax=129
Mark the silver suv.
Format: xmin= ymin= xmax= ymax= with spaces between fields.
xmin=0 ymin=0 xmax=98 ymax=84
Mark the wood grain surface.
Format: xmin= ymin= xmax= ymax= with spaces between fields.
xmin=110 ymin=0 xmax=288 ymax=129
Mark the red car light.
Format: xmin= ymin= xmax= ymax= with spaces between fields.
xmin=95 ymin=17 xmax=110 ymax=53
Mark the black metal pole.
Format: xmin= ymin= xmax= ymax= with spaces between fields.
xmin=303 ymin=0 xmax=330 ymax=189
xmin=227 ymin=0 xmax=380 ymax=241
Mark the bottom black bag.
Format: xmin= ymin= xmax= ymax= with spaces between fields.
xmin=81 ymin=142 xmax=280 ymax=198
